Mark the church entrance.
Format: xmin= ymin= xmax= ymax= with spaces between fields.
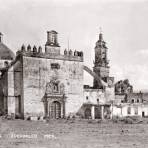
xmin=50 ymin=101 xmax=61 ymax=119
xmin=43 ymin=79 xmax=66 ymax=119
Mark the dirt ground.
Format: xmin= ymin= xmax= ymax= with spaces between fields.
xmin=0 ymin=119 xmax=148 ymax=148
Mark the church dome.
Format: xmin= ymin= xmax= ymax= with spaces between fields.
xmin=0 ymin=33 xmax=15 ymax=60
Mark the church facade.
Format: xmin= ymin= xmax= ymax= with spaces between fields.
xmin=0 ymin=31 xmax=84 ymax=119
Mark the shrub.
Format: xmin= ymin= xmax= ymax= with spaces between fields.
xmin=126 ymin=116 xmax=143 ymax=124
xmin=124 ymin=117 xmax=134 ymax=124
xmin=112 ymin=116 xmax=120 ymax=123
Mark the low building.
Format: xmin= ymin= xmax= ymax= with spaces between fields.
xmin=113 ymin=81 xmax=148 ymax=118
xmin=113 ymin=103 xmax=148 ymax=117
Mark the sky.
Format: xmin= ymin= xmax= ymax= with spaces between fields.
xmin=0 ymin=0 xmax=148 ymax=91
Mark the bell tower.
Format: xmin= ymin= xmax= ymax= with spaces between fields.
xmin=93 ymin=29 xmax=110 ymax=89
xmin=45 ymin=30 xmax=60 ymax=55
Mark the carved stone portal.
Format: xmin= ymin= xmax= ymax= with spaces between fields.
xmin=42 ymin=78 xmax=66 ymax=119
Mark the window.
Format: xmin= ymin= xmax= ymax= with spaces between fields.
xmin=51 ymin=63 xmax=60 ymax=69
xmin=4 ymin=61 xmax=9 ymax=67
xmin=137 ymin=99 xmax=139 ymax=103
xmin=51 ymin=34 xmax=55 ymax=43
xmin=53 ymin=83 xmax=59 ymax=92
xmin=86 ymin=96 xmax=89 ymax=100
xmin=142 ymin=112 xmax=145 ymax=117
xmin=127 ymin=107 xmax=131 ymax=114
xmin=131 ymin=99 xmax=134 ymax=103
xmin=97 ymin=99 xmax=99 ymax=103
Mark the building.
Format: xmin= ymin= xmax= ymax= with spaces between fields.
xmin=0 ymin=29 xmax=147 ymax=120
xmin=0 ymin=30 xmax=84 ymax=119
xmin=113 ymin=80 xmax=148 ymax=117
xmin=82 ymin=32 xmax=114 ymax=119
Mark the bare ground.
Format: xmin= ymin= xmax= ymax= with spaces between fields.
xmin=0 ymin=119 xmax=148 ymax=148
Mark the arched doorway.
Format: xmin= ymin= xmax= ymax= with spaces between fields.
xmin=95 ymin=106 xmax=101 ymax=119
xmin=142 ymin=111 xmax=145 ymax=117
xmin=85 ymin=108 xmax=91 ymax=119
xmin=50 ymin=101 xmax=61 ymax=119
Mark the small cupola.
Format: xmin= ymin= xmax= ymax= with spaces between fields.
xmin=45 ymin=30 xmax=60 ymax=55
xmin=45 ymin=30 xmax=60 ymax=47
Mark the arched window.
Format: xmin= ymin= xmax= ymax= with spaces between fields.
xmin=131 ymin=99 xmax=134 ymax=103
xmin=86 ymin=96 xmax=89 ymax=100
xmin=53 ymin=83 xmax=59 ymax=92
xmin=97 ymin=99 xmax=99 ymax=103
xmin=51 ymin=34 xmax=55 ymax=43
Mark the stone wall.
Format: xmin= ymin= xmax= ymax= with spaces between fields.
xmin=84 ymin=87 xmax=115 ymax=105
xmin=0 ymin=72 xmax=7 ymax=114
xmin=0 ymin=70 xmax=8 ymax=114
xmin=83 ymin=89 xmax=105 ymax=104
xmin=112 ymin=104 xmax=148 ymax=117
xmin=6 ymin=59 xmax=23 ymax=117
xmin=7 ymin=66 xmax=15 ymax=115
xmin=22 ymin=56 xmax=84 ymax=117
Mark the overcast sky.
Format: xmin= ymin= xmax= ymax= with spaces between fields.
xmin=0 ymin=0 xmax=148 ymax=91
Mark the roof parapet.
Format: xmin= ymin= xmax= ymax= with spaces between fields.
xmin=16 ymin=44 xmax=83 ymax=62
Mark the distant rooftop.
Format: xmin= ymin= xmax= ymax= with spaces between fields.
xmin=0 ymin=33 xmax=15 ymax=60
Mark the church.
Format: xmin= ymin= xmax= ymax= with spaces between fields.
xmin=0 ymin=30 xmax=85 ymax=119
xmin=0 ymin=29 xmax=147 ymax=120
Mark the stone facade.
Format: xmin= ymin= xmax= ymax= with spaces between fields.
xmin=21 ymin=55 xmax=83 ymax=118
xmin=82 ymin=89 xmax=110 ymax=119
xmin=5 ymin=30 xmax=84 ymax=119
